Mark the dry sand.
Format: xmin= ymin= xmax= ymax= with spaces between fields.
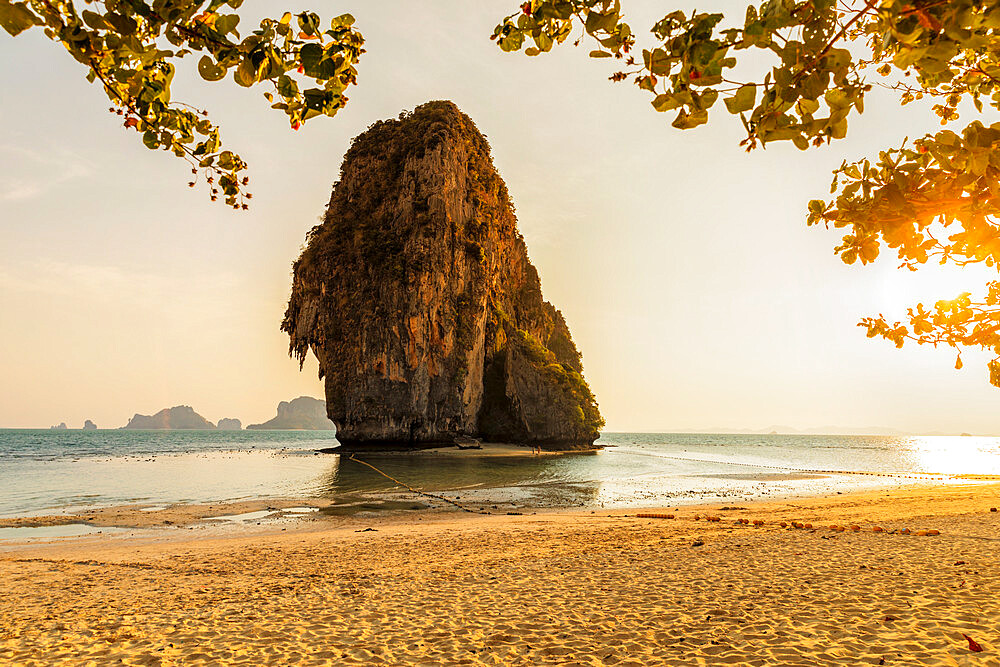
xmin=1 ymin=482 xmax=999 ymax=665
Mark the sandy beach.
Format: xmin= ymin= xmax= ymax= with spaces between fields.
xmin=0 ymin=483 xmax=997 ymax=665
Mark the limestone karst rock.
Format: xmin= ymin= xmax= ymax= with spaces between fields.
xmin=217 ymin=418 xmax=242 ymax=430
xmin=49 ymin=422 xmax=68 ymax=430
xmin=282 ymin=101 xmax=602 ymax=450
xmin=83 ymin=420 xmax=97 ymax=430
xmin=246 ymin=397 xmax=334 ymax=430
xmin=123 ymin=406 xmax=215 ymax=430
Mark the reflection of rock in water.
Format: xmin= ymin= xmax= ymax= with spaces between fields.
xmin=312 ymin=453 xmax=602 ymax=511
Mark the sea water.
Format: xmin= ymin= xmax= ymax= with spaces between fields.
xmin=1 ymin=430 xmax=998 ymax=518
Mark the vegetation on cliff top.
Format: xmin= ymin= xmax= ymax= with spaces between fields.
xmin=512 ymin=328 xmax=604 ymax=433
xmin=297 ymin=101 xmax=508 ymax=276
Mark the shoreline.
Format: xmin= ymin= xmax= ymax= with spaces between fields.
xmin=1 ymin=472 xmax=994 ymax=537
xmin=1 ymin=482 xmax=998 ymax=664
xmin=6 ymin=432 xmax=999 ymax=537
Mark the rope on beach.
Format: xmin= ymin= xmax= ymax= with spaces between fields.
xmin=347 ymin=454 xmax=493 ymax=515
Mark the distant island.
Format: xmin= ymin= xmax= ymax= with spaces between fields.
xmin=83 ymin=420 xmax=97 ymax=430
xmin=247 ymin=397 xmax=334 ymax=430
xmin=108 ymin=402 xmax=334 ymax=430
xmin=49 ymin=422 xmax=67 ymax=430
xmin=123 ymin=406 xmax=215 ymax=430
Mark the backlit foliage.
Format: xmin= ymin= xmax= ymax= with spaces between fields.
xmin=1 ymin=0 xmax=363 ymax=207
xmin=495 ymin=0 xmax=1000 ymax=386
xmin=8 ymin=0 xmax=1000 ymax=385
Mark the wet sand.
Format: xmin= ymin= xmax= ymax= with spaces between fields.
xmin=1 ymin=482 xmax=998 ymax=665
xmin=0 ymin=498 xmax=337 ymax=530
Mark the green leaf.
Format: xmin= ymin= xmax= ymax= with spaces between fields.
xmin=796 ymin=98 xmax=820 ymax=115
xmin=644 ymin=48 xmax=672 ymax=75
xmin=0 ymin=1 xmax=38 ymax=36
xmin=198 ymin=55 xmax=226 ymax=82
xmin=499 ymin=31 xmax=524 ymax=52
xmin=672 ymin=109 xmax=709 ymax=130
xmin=234 ymin=59 xmax=257 ymax=87
xmin=698 ymin=89 xmax=719 ymax=110
xmin=724 ymin=84 xmax=756 ymax=113
xmin=82 ymin=10 xmax=109 ymax=31
xmin=299 ymin=43 xmax=323 ymax=75
xmin=105 ymin=12 xmax=137 ymax=36
xmin=585 ymin=11 xmax=604 ymax=34
xmin=215 ymin=14 xmax=240 ymax=36
xmin=652 ymin=93 xmax=682 ymax=112
xmin=297 ymin=12 xmax=320 ymax=36
xmin=830 ymin=117 xmax=848 ymax=139
xmin=276 ymin=74 xmax=298 ymax=98
xmin=217 ymin=151 xmax=236 ymax=170
xmin=330 ymin=13 xmax=355 ymax=28
xmin=589 ymin=50 xmax=611 ymax=58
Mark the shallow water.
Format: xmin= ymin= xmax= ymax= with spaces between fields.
xmin=0 ymin=524 xmax=130 ymax=540
xmin=1 ymin=430 xmax=998 ymax=518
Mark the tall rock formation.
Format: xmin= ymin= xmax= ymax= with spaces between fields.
xmin=247 ymin=397 xmax=335 ymax=430
xmin=282 ymin=101 xmax=602 ymax=450
xmin=83 ymin=420 xmax=97 ymax=430
xmin=124 ymin=406 xmax=215 ymax=430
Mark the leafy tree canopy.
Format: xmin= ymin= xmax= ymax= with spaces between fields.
xmin=494 ymin=0 xmax=1000 ymax=387
xmin=6 ymin=0 xmax=1000 ymax=386
xmin=1 ymin=0 xmax=364 ymax=207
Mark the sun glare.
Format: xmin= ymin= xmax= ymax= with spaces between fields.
xmin=908 ymin=436 xmax=1000 ymax=476
xmin=880 ymin=264 xmax=994 ymax=312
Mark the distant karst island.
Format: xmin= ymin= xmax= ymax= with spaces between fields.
xmin=123 ymin=406 xmax=216 ymax=430
xmin=282 ymin=101 xmax=602 ymax=451
xmin=247 ymin=397 xmax=334 ymax=430
xmin=116 ymin=400 xmax=334 ymax=430
xmin=83 ymin=420 xmax=97 ymax=430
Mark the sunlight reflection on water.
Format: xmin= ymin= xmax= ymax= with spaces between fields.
xmin=907 ymin=436 xmax=1000 ymax=475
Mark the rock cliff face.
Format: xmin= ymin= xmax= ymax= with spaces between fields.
xmin=247 ymin=397 xmax=334 ymax=430
xmin=124 ymin=406 xmax=215 ymax=430
xmin=282 ymin=101 xmax=602 ymax=450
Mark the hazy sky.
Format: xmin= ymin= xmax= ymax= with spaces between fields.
xmin=2 ymin=1 xmax=999 ymax=432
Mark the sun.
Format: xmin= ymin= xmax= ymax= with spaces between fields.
xmin=879 ymin=262 xmax=995 ymax=312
